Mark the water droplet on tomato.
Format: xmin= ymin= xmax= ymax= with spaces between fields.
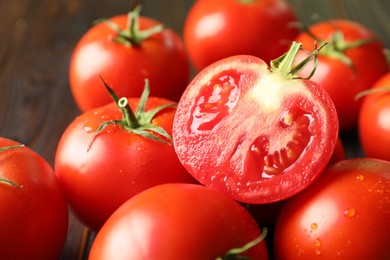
xmin=344 ymin=208 xmax=356 ymax=218
xmin=314 ymin=238 xmax=321 ymax=247
xmin=311 ymin=223 xmax=318 ymax=230
xmin=356 ymin=174 xmax=365 ymax=181
xmin=83 ymin=125 xmax=93 ymax=133
xmin=315 ymin=248 xmax=322 ymax=255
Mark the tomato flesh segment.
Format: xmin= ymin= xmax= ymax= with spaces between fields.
xmin=245 ymin=107 xmax=313 ymax=180
xmin=189 ymin=70 xmax=240 ymax=133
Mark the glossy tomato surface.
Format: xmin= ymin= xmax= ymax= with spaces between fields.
xmin=172 ymin=53 xmax=338 ymax=204
xmin=274 ymin=158 xmax=390 ymax=259
xmin=69 ymin=13 xmax=189 ymax=112
xmin=184 ymin=0 xmax=299 ymax=71
xmin=55 ymin=96 xmax=196 ymax=231
xmin=359 ymin=72 xmax=390 ymax=161
xmin=0 ymin=138 xmax=68 ymax=260
xmin=295 ymin=19 xmax=389 ymax=131
xmin=89 ymin=183 xmax=268 ymax=260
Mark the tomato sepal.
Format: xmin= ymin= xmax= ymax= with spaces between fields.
xmin=95 ymin=5 xmax=164 ymax=46
xmin=0 ymin=144 xmax=25 ymax=188
xmin=89 ymin=77 xmax=175 ymax=149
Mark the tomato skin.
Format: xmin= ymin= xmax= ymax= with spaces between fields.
xmin=54 ymin=97 xmax=197 ymax=231
xmin=183 ymin=0 xmax=299 ymax=71
xmin=358 ymin=72 xmax=390 ymax=160
xmin=69 ymin=14 xmax=189 ymax=112
xmin=89 ymin=183 xmax=268 ymax=260
xmin=274 ymin=158 xmax=390 ymax=259
xmin=0 ymin=138 xmax=68 ymax=260
xmin=295 ymin=19 xmax=389 ymax=131
xmin=172 ymin=54 xmax=338 ymax=204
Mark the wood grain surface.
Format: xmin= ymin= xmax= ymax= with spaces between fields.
xmin=0 ymin=0 xmax=389 ymax=259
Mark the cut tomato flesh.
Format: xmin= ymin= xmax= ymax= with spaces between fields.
xmin=189 ymin=70 xmax=240 ymax=133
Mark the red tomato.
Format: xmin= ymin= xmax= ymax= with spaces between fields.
xmin=274 ymin=158 xmax=390 ymax=259
xmin=183 ymin=0 xmax=299 ymax=71
xmin=294 ymin=19 xmax=389 ymax=131
xmin=89 ymin=183 xmax=268 ymax=260
xmin=69 ymin=7 xmax=189 ymax=112
xmin=358 ymin=72 xmax=390 ymax=160
xmin=172 ymin=42 xmax=339 ymax=204
xmin=0 ymin=138 xmax=68 ymax=260
xmin=55 ymin=85 xmax=196 ymax=231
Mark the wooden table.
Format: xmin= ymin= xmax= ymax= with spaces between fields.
xmin=0 ymin=0 xmax=389 ymax=259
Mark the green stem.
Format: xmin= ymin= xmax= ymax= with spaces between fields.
xmin=355 ymin=86 xmax=390 ymax=100
xmin=0 ymin=144 xmax=25 ymax=189
xmin=0 ymin=178 xmax=23 ymax=189
xmin=270 ymin=41 xmax=326 ymax=80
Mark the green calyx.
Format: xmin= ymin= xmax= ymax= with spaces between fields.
xmin=90 ymin=77 xmax=176 ymax=148
xmin=216 ymin=228 xmax=268 ymax=260
xmin=0 ymin=145 xmax=24 ymax=189
xmin=305 ymin=28 xmax=373 ymax=68
xmin=236 ymin=0 xmax=257 ymax=4
xmin=96 ymin=5 xmax=164 ymax=46
xmin=355 ymin=86 xmax=390 ymax=100
xmin=270 ymin=41 xmax=327 ymax=80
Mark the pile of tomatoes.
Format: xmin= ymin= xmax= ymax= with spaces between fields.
xmin=1 ymin=0 xmax=390 ymax=259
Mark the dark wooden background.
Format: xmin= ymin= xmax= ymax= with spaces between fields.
xmin=1 ymin=0 xmax=389 ymax=259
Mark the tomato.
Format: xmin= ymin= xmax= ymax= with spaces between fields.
xmin=172 ymin=42 xmax=339 ymax=204
xmin=0 ymin=138 xmax=68 ymax=260
xmin=294 ymin=19 xmax=389 ymax=132
xmin=358 ymin=72 xmax=390 ymax=161
xmin=55 ymin=82 xmax=196 ymax=231
xmin=183 ymin=0 xmax=299 ymax=71
xmin=69 ymin=6 xmax=190 ymax=112
xmin=89 ymin=183 xmax=268 ymax=260
xmin=274 ymin=158 xmax=390 ymax=259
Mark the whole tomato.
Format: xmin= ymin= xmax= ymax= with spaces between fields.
xmin=183 ymin=0 xmax=299 ymax=71
xmin=358 ymin=72 xmax=390 ymax=161
xmin=0 ymin=138 xmax=68 ymax=260
xmin=274 ymin=158 xmax=390 ymax=259
xmin=69 ymin=6 xmax=190 ymax=112
xmin=294 ymin=19 xmax=389 ymax=131
xmin=89 ymin=183 xmax=268 ymax=260
xmin=172 ymin=42 xmax=339 ymax=204
xmin=55 ymin=81 xmax=197 ymax=231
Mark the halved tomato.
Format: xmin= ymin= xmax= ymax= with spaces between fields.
xmin=172 ymin=42 xmax=339 ymax=204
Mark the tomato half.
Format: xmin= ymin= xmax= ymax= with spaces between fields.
xmin=69 ymin=7 xmax=189 ymax=112
xmin=295 ymin=19 xmax=389 ymax=131
xmin=172 ymin=42 xmax=339 ymax=204
xmin=89 ymin=183 xmax=268 ymax=260
xmin=183 ymin=0 xmax=299 ymax=71
xmin=358 ymin=72 xmax=390 ymax=161
xmin=0 ymin=138 xmax=68 ymax=260
xmin=55 ymin=86 xmax=196 ymax=231
xmin=274 ymin=158 xmax=390 ymax=259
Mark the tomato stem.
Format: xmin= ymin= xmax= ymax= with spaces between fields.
xmin=216 ymin=228 xmax=268 ymax=260
xmin=0 ymin=144 xmax=25 ymax=189
xmin=354 ymin=86 xmax=390 ymax=100
xmin=303 ymin=25 xmax=374 ymax=69
xmin=88 ymin=77 xmax=176 ymax=151
xmin=271 ymin=41 xmax=326 ymax=80
xmin=236 ymin=0 xmax=257 ymax=4
xmin=0 ymin=144 xmax=24 ymax=153
xmin=96 ymin=5 xmax=164 ymax=47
